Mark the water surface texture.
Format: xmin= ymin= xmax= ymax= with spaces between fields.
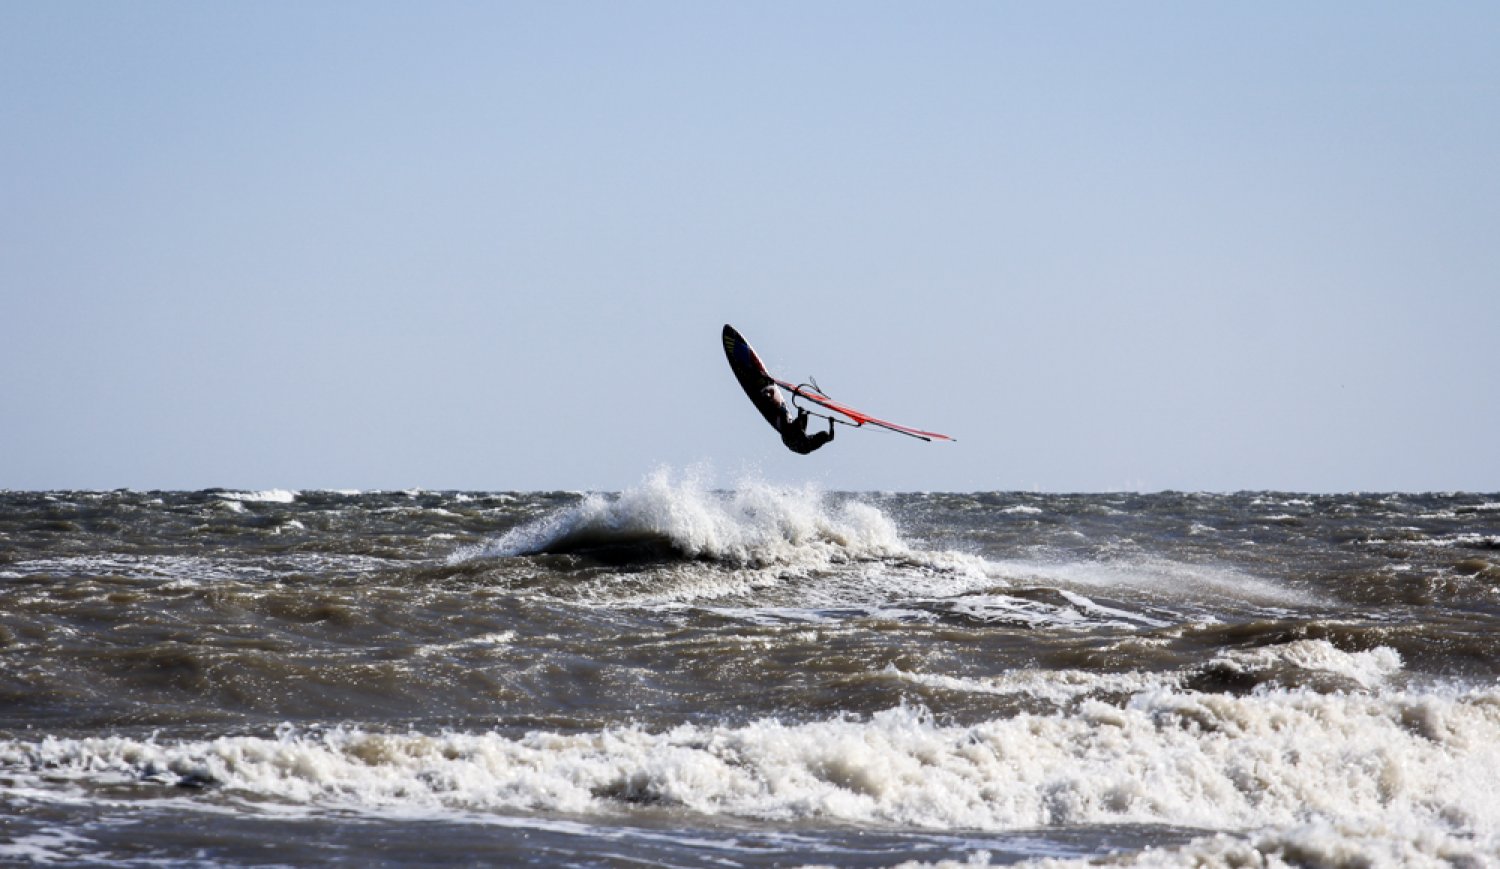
xmin=3 ymin=474 xmax=1499 ymax=866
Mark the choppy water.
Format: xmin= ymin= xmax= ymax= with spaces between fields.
xmin=3 ymin=472 xmax=1499 ymax=866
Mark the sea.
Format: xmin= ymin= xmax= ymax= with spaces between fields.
xmin=2 ymin=469 xmax=1498 ymax=867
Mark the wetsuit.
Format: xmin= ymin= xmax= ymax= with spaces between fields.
xmin=758 ymin=381 xmax=834 ymax=455
xmin=779 ymin=407 xmax=835 ymax=455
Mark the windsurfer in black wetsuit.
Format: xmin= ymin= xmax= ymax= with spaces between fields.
xmin=780 ymin=406 xmax=836 ymax=454
xmin=762 ymin=382 xmax=835 ymax=455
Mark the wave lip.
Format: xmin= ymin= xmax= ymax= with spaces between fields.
xmin=216 ymin=489 xmax=299 ymax=504
xmin=456 ymin=470 xmax=915 ymax=569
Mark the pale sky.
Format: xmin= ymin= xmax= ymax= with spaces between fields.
xmin=3 ymin=3 xmax=1497 ymax=492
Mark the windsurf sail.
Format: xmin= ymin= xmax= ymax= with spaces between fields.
xmin=771 ymin=377 xmax=954 ymax=442
xmin=722 ymin=324 xmax=954 ymax=443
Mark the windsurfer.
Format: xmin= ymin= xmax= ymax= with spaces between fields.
xmin=763 ymin=383 xmax=835 ymax=455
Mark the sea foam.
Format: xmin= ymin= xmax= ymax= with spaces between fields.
xmin=4 ymin=670 xmax=1497 ymax=845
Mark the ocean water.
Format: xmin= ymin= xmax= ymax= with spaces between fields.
xmin=2 ymin=471 xmax=1499 ymax=867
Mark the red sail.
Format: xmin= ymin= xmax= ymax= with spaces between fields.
xmin=770 ymin=377 xmax=954 ymax=443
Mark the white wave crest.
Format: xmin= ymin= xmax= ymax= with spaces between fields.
xmin=1209 ymin=639 xmax=1404 ymax=691
xmin=456 ymin=468 xmax=926 ymax=569
xmin=217 ymin=489 xmax=299 ymax=504
xmin=6 ymin=675 xmax=1499 ymax=842
xmin=885 ymin=640 xmax=1402 ymax=708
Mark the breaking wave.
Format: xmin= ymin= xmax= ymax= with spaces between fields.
xmin=454 ymin=468 xmax=947 ymax=570
xmin=4 ymin=650 xmax=1497 ymax=853
xmin=443 ymin=469 xmax=1317 ymax=627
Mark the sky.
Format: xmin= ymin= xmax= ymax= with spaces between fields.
xmin=3 ymin=2 xmax=1497 ymax=493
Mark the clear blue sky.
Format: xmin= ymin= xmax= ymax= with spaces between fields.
xmin=3 ymin=3 xmax=1497 ymax=492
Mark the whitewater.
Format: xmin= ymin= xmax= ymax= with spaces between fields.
xmin=2 ymin=471 xmax=1499 ymax=866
